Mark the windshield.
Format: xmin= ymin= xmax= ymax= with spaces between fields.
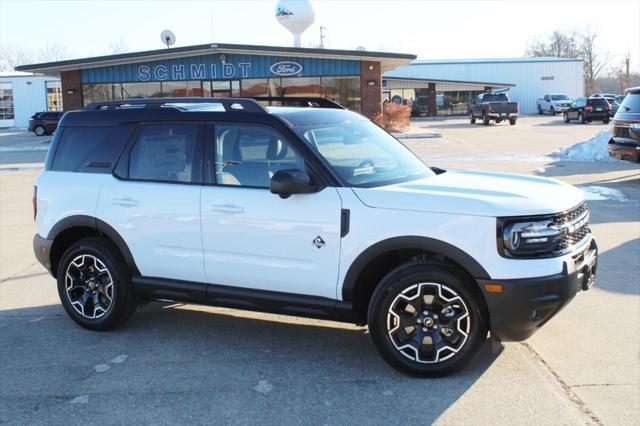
xmin=294 ymin=119 xmax=433 ymax=187
xmin=551 ymin=95 xmax=569 ymax=100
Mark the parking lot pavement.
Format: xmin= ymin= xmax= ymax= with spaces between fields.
xmin=0 ymin=129 xmax=50 ymax=164
xmin=1 ymin=115 xmax=638 ymax=425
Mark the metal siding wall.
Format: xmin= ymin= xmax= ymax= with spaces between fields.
xmin=386 ymin=61 xmax=584 ymax=114
xmin=81 ymin=53 xmax=361 ymax=83
xmin=0 ymin=75 xmax=54 ymax=129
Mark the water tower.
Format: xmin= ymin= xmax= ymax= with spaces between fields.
xmin=275 ymin=0 xmax=315 ymax=48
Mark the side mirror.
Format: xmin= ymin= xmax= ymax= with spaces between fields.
xmin=270 ymin=169 xmax=319 ymax=199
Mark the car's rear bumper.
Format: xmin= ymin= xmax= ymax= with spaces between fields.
xmin=487 ymin=113 xmax=518 ymax=119
xmin=33 ymin=233 xmax=53 ymax=274
xmin=478 ymin=238 xmax=597 ymax=341
xmin=586 ymin=112 xmax=610 ymax=120
xmin=609 ymin=139 xmax=640 ymax=162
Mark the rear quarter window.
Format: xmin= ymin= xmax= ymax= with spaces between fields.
xmin=619 ymin=93 xmax=640 ymax=113
xmin=51 ymin=125 xmax=133 ymax=173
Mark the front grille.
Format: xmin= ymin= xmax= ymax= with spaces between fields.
xmin=551 ymin=202 xmax=591 ymax=252
xmin=551 ymin=202 xmax=587 ymax=226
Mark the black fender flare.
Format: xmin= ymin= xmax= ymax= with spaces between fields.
xmin=341 ymin=236 xmax=490 ymax=301
xmin=47 ymin=215 xmax=140 ymax=275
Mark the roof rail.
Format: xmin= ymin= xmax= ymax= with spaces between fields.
xmin=251 ymin=97 xmax=345 ymax=110
xmin=83 ymin=97 xmax=267 ymax=113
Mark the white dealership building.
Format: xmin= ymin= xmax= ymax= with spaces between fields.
xmin=383 ymin=57 xmax=584 ymax=115
xmin=0 ymin=72 xmax=62 ymax=129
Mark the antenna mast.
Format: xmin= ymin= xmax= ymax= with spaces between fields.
xmin=319 ymin=26 xmax=326 ymax=49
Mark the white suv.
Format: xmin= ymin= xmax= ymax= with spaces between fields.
xmin=33 ymin=98 xmax=597 ymax=376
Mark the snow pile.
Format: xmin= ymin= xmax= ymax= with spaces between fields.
xmin=549 ymin=130 xmax=614 ymax=162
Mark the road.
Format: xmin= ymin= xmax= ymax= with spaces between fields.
xmin=1 ymin=115 xmax=638 ymax=425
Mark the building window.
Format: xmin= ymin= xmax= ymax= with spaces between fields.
xmin=161 ymin=81 xmax=203 ymax=97
xmin=321 ymin=76 xmax=361 ymax=111
xmin=119 ymin=82 xmax=163 ymax=99
xmin=0 ymin=82 xmax=14 ymax=120
xmin=281 ymin=77 xmax=322 ymax=97
xmin=46 ymin=81 xmax=63 ymax=111
xmin=240 ymin=78 xmax=281 ymax=97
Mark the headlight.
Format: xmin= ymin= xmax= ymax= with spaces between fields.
xmin=499 ymin=219 xmax=564 ymax=257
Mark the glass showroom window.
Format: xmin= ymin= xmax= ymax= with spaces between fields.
xmin=240 ymin=78 xmax=281 ymax=97
xmin=161 ymin=81 xmax=203 ymax=97
xmin=281 ymin=77 xmax=322 ymax=97
xmin=0 ymin=82 xmax=15 ymax=120
xmin=83 ymin=84 xmax=116 ymax=106
xmin=120 ymin=82 xmax=163 ymax=99
xmin=46 ymin=81 xmax=63 ymax=111
xmin=321 ymin=76 xmax=361 ymax=112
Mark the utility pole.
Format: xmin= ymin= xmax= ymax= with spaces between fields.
xmin=319 ymin=26 xmax=326 ymax=49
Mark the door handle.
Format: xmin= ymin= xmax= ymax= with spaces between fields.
xmin=112 ymin=197 xmax=140 ymax=207
xmin=209 ymin=203 xmax=244 ymax=214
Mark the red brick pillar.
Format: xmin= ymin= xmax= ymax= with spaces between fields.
xmin=360 ymin=61 xmax=382 ymax=118
xmin=61 ymin=70 xmax=84 ymax=111
xmin=427 ymin=82 xmax=437 ymax=116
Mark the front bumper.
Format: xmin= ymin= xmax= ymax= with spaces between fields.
xmin=478 ymin=238 xmax=597 ymax=341
xmin=33 ymin=234 xmax=53 ymax=274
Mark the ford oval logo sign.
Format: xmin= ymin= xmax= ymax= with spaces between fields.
xmin=270 ymin=61 xmax=303 ymax=76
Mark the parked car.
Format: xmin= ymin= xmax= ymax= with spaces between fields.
xmin=536 ymin=93 xmax=572 ymax=115
xmin=469 ymin=92 xmax=519 ymax=125
xmin=609 ymin=87 xmax=640 ymax=162
xmin=590 ymin=93 xmax=619 ymax=116
xmin=28 ymin=111 xmax=63 ymax=136
xmin=563 ymin=97 xmax=611 ymax=124
xmin=33 ymin=97 xmax=597 ymax=377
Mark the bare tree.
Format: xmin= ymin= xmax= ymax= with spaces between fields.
xmin=580 ymin=29 xmax=609 ymax=94
xmin=526 ymin=30 xmax=579 ymax=58
xmin=612 ymin=52 xmax=639 ymax=92
xmin=108 ymin=39 xmax=130 ymax=55
xmin=0 ymin=43 xmax=71 ymax=71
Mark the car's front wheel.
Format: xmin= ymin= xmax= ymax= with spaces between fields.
xmin=57 ymin=238 xmax=137 ymax=331
xmin=34 ymin=125 xmax=46 ymax=136
xmin=564 ymin=112 xmax=570 ymax=123
xmin=368 ymin=262 xmax=487 ymax=377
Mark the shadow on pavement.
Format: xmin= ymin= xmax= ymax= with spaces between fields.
xmin=0 ymin=302 xmax=500 ymax=424
xmin=594 ymin=238 xmax=640 ymax=295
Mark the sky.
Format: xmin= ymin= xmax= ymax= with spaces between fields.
xmin=0 ymin=0 xmax=639 ymax=68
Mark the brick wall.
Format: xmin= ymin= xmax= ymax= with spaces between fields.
xmin=61 ymin=70 xmax=83 ymax=111
xmin=360 ymin=61 xmax=382 ymax=118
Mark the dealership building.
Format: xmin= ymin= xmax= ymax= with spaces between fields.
xmin=11 ymin=43 xmax=586 ymax=126
xmin=0 ymin=72 xmax=62 ymax=128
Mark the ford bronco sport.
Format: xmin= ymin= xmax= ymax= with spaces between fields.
xmin=33 ymin=97 xmax=597 ymax=376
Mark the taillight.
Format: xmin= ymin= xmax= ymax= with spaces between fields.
xmin=488 ymin=104 xmax=493 ymax=112
xmin=32 ymin=185 xmax=37 ymax=221
xmin=585 ymin=105 xmax=593 ymax=111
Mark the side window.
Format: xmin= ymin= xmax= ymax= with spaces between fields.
xmin=544 ymin=95 xmax=549 ymax=101
xmin=51 ymin=126 xmax=132 ymax=173
xmin=214 ymin=124 xmax=306 ymax=188
xmin=129 ymin=124 xmax=201 ymax=183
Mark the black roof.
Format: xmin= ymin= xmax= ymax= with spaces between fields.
xmin=16 ymin=42 xmax=416 ymax=73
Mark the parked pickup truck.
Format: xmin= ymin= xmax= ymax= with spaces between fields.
xmin=470 ymin=93 xmax=519 ymax=125
xmin=537 ymin=94 xmax=573 ymax=115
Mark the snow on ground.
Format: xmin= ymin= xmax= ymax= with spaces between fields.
xmin=549 ymin=130 xmax=614 ymax=162
xmin=580 ymin=185 xmax=629 ymax=202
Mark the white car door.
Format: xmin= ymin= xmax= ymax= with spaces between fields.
xmin=200 ymin=123 xmax=343 ymax=299
xmin=97 ymin=123 xmax=206 ymax=283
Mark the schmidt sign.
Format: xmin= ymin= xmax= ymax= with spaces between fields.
xmin=136 ymin=60 xmax=304 ymax=82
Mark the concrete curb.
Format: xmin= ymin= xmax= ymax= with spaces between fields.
xmin=392 ymin=132 xmax=441 ymax=139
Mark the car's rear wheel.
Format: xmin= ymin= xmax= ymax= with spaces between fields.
xmin=57 ymin=238 xmax=137 ymax=331
xmin=470 ymin=116 xmax=476 ymax=124
xmin=482 ymin=112 xmax=489 ymax=125
xmin=579 ymin=112 xmax=586 ymax=124
xmin=368 ymin=262 xmax=487 ymax=377
xmin=603 ymin=118 xmax=610 ymax=124
xmin=34 ymin=125 xmax=45 ymax=136
xmin=550 ymin=106 xmax=555 ymax=115
xmin=538 ymin=105 xmax=543 ymax=115
xmin=509 ymin=118 xmax=517 ymax=126
xmin=564 ymin=112 xmax=570 ymax=123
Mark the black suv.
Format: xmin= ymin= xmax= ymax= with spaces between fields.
xmin=28 ymin=111 xmax=64 ymax=136
xmin=563 ymin=97 xmax=611 ymax=124
xmin=609 ymin=87 xmax=640 ymax=162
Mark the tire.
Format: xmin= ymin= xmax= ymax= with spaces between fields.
xmin=550 ymin=106 xmax=555 ymax=115
xmin=578 ymin=112 xmax=586 ymax=124
xmin=603 ymin=118 xmax=610 ymax=124
xmin=57 ymin=237 xmax=137 ymax=331
xmin=470 ymin=116 xmax=476 ymax=124
xmin=367 ymin=262 xmax=488 ymax=377
xmin=538 ymin=105 xmax=543 ymax=115
xmin=564 ymin=112 xmax=570 ymax=123
xmin=482 ymin=112 xmax=489 ymax=125
xmin=34 ymin=125 xmax=46 ymax=136
xmin=509 ymin=118 xmax=517 ymax=126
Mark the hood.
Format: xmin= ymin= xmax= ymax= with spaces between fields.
xmin=352 ymin=170 xmax=585 ymax=217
